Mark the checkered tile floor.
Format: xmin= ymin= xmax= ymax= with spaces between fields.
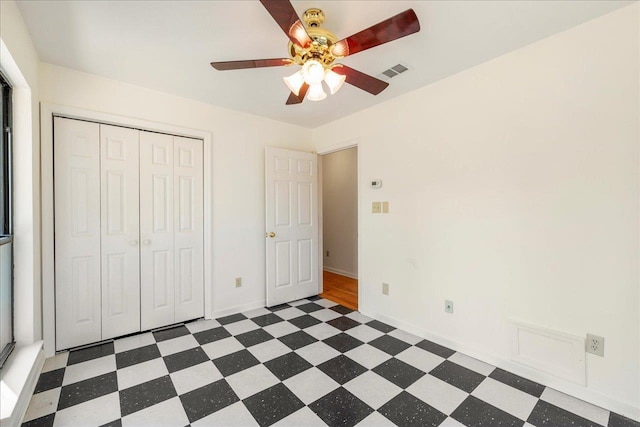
xmin=23 ymin=297 xmax=639 ymax=427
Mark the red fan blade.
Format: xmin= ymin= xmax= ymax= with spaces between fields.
xmin=211 ymin=58 xmax=290 ymax=71
xmin=333 ymin=65 xmax=389 ymax=95
xmin=260 ymin=0 xmax=312 ymax=48
xmin=286 ymin=83 xmax=309 ymax=105
xmin=331 ymin=9 xmax=420 ymax=58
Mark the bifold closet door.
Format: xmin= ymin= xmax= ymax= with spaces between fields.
xmin=100 ymin=124 xmax=141 ymax=339
xmin=54 ymin=117 xmax=102 ymax=350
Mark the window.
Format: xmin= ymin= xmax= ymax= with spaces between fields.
xmin=0 ymin=73 xmax=13 ymax=368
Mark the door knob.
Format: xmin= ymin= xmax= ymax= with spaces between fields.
xmin=268 ymin=232 xmax=276 ymax=238
xmin=130 ymin=240 xmax=138 ymax=246
xmin=142 ymin=239 xmax=151 ymax=246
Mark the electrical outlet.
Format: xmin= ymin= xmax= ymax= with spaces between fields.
xmin=382 ymin=283 xmax=389 ymax=295
xmin=586 ymin=334 xmax=605 ymax=357
xmin=445 ymin=300 xmax=454 ymax=314
xmin=235 ymin=277 xmax=242 ymax=288
xmin=372 ymin=202 xmax=382 ymax=213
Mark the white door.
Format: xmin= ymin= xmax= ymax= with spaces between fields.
xmin=174 ymin=137 xmax=204 ymax=322
xmin=140 ymin=131 xmax=175 ymax=330
xmin=54 ymin=117 xmax=102 ymax=350
xmin=265 ymin=147 xmax=319 ymax=306
xmin=100 ymin=125 xmax=141 ymax=339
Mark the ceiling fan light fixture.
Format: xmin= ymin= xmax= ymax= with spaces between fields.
xmin=324 ymin=69 xmax=346 ymax=95
xmin=306 ymin=82 xmax=327 ymax=101
xmin=302 ymin=59 xmax=325 ymax=85
xmin=283 ymin=69 xmax=305 ymax=96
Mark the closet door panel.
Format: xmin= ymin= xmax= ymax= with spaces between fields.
xmin=100 ymin=125 xmax=141 ymax=339
xmin=54 ymin=117 xmax=102 ymax=350
xmin=140 ymin=132 xmax=175 ymax=330
xmin=174 ymin=137 xmax=204 ymax=322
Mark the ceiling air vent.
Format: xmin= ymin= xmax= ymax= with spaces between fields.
xmin=380 ymin=63 xmax=409 ymax=80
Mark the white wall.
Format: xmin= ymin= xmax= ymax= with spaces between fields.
xmin=39 ymin=63 xmax=312 ymax=317
xmin=322 ymin=147 xmax=358 ymax=277
xmin=0 ymin=0 xmax=41 ymax=345
xmin=313 ymin=4 xmax=639 ymax=419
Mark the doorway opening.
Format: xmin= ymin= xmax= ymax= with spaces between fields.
xmin=320 ymin=146 xmax=358 ymax=310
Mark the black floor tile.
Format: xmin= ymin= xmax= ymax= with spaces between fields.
xmin=317 ymin=355 xmax=367 ymax=385
xmin=309 ymin=387 xmax=373 ymax=427
xmin=119 ymin=375 xmax=177 ymax=417
xmin=307 ymin=295 xmax=322 ymax=301
xmin=34 ymin=368 xmax=65 ymax=393
xmin=366 ymin=319 xmax=395 ymax=333
xmin=213 ymin=349 xmax=260 ymax=376
xmin=268 ymin=303 xmax=290 ymax=312
xmin=163 ymin=347 xmax=209 ymax=373
xmin=243 ymin=383 xmax=305 ymax=427
xmin=415 ymin=339 xmax=456 ymax=358
xmin=296 ymin=302 xmax=324 ymax=313
xmin=250 ymin=313 xmax=284 ymax=327
xmin=330 ymin=305 xmax=354 ymax=315
xmin=153 ymin=325 xmax=190 ymax=342
xmin=326 ymin=316 xmax=361 ymax=331
xmin=369 ymin=334 xmax=412 ymax=356
xmin=235 ymin=328 xmax=274 ymax=348
xmin=453 ymin=395 xmax=524 ymax=427
xmin=57 ymin=372 xmax=118 ymax=410
xmin=264 ymin=352 xmax=313 ymax=381
xmin=21 ymin=413 xmax=55 ymax=427
xmin=67 ymin=342 xmax=115 ymax=365
xmin=278 ymin=330 xmax=318 ymax=350
xmin=116 ymin=344 xmax=161 ymax=369
xmin=288 ymin=314 xmax=322 ymax=329
xmin=379 ymin=391 xmax=447 ymax=427
xmin=99 ymin=420 xmax=122 ymax=427
xmin=216 ymin=313 xmax=247 ymax=325
xmin=179 ymin=379 xmax=239 ymax=424
xmin=323 ymin=333 xmax=364 ymax=353
xmin=193 ymin=326 xmax=231 ymax=345
xmin=490 ymin=367 xmax=545 ymax=398
xmin=373 ymin=358 xmax=425 ymax=389
xmin=527 ymin=400 xmax=601 ymax=427
xmin=609 ymin=412 xmax=640 ymax=427
xmin=429 ymin=360 xmax=485 ymax=393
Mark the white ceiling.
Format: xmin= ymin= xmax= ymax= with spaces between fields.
xmin=17 ymin=0 xmax=632 ymax=128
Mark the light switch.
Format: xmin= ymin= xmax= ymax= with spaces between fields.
xmin=382 ymin=201 xmax=389 ymax=213
xmin=372 ymin=202 xmax=381 ymax=213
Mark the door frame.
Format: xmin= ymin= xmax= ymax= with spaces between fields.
xmin=41 ymin=103 xmax=213 ymax=357
xmin=316 ymin=138 xmax=361 ymax=310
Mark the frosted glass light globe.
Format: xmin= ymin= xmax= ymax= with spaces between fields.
xmin=302 ymin=60 xmax=326 ymax=85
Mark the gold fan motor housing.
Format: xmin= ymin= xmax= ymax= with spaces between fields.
xmin=288 ymin=9 xmax=342 ymax=68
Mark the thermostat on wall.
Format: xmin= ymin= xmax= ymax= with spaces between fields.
xmin=370 ymin=180 xmax=382 ymax=189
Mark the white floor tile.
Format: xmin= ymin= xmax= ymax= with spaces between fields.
xmin=304 ymin=323 xmax=341 ymax=341
xmin=288 ymin=299 xmax=310 ymax=307
xmin=117 ymin=358 xmax=169 ymax=390
xmin=114 ymin=332 xmax=155 ymax=354
xmin=169 ymin=361 xmax=223 ymax=395
xmin=541 ymin=388 xmax=610 ymax=426
xmin=396 ymin=346 xmax=445 ymax=374
xmin=201 ymin=337 xmax=243 ymax=360
xmin=283 ymin=367 xmax=340 ymax=405
xmin=223 ymin=319 xmax=260 ymax=335
xmin=448 ymin=352 xmax=495 ymax=376
xmin=191 ymin=401 xmax=258 ymax=427
xmin=406 ymin=374 xmax=468 ymax=415
xmin=439 ymin=417 xmax=467 ymax=426
xmin=274 ymin=307 xmax=306 ymax=320
xmin=42 ymin=352 xmax=69 ymax=373
xmin=226 ymin=364 xmax=280 ymax=400
xmin=314 ymin=299 xmax=338 ymax=308
xmin=185 ymin=319 xmax=221 ymax=334
xmin=273 ymin=406 xmax=327 ymax=426
xmin=262 ymin=321 xmax=299 ymax=338
xmin=345 ymin=325 xmax=385 ymax=343
xmin=345 ymin=312 xmax=373 ymax=324
xmin=355 ymin=411 xmax=397 ymax=426
xmin=23 ymin=388 xmax=60 ymax=422
xmin=388 ymin=329 xmax=422 ymax=345
xmin=344 ymin=345 xmax=392 ymax=369
xmin=156 ymin=334 xmax=199 ymax=356
xmin=121 ymin=396 xmax=189 ymax=427
xmin=309 ymin=309 xmax=343 ymax=322
xmin=247 ymin=339 xmax=291 ymax=363
xmin=62 ymin=355 xmax=116 ymax=386
xmin=344 ymin=371 xmax=403 ymax=409
xmin=472 ymin=377 xmax=538 ymax=421
xmin=294 ymin=341 xmax=340 ymax=366
xmin=241 ymin=307 xmax=271 ymax=318
xmin=53 ymin=392 xmax=120 ymax=427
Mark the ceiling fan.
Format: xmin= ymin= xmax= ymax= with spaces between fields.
xmin=210 ymin=0 xmax=420 ymax=105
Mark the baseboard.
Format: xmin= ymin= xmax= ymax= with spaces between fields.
xmin=323 ymin=267 xmax=358 ymax=280
xmin=358 ymin=309 xmax=640 ymax=422
xmin=0 ymin=341 xmax=45 ymax=427
xmin=212 ymin=300 xmax=266 ymax=318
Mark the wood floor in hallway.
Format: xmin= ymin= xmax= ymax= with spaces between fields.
xmin=321 ymin=270 xmax=358 ymax=311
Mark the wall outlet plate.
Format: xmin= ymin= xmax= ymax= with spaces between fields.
xmin=586 ymin=333 xmax=604 ymax=357
xmin=445 ymin=300 xmax=454 ymax=314
xmin=372 ymin=202 xmax=382 ymax=213
xmin=382 ymin=283 xmax=389 ymax=295
xmin=382 ymin=201 xmax=389 ymax=213
xmin=235 ymin=277 xmax=242 ymax=288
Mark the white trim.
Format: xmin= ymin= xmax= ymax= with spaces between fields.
xmin=360 ymin=309 xmax=640 ymax=422
xmin=323 ymin=267 xmax=358 ymax=280
xmin=40 ymin=103 xmax=214 ymax=357
xmin=0 ymin=342 xmax=44 ymax=426
xmin=212 ymin=300 xmax=266 ymax=319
